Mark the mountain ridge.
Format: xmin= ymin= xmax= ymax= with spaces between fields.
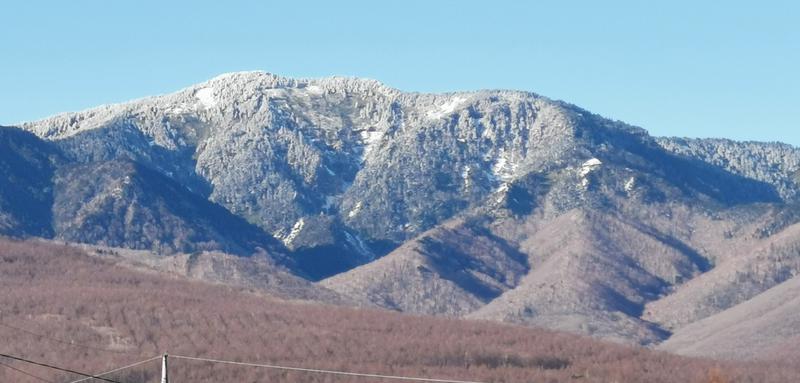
xmin=3 ymin=71 xmax=800 ymax=354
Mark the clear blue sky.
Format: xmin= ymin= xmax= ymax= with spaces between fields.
xmin=2 ymin=0 xmax=798 ymax=145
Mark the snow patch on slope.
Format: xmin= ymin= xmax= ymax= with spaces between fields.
xmin=305 ymin=85 xmax=324 ymax=95
xmin=578 ymin=158 xmax=602 ymax=189
xmin=348 ymin=202 xmax=363 ymax=218
xmin=492 ymin=150 xmax=518 ymax=182
xmin=195 ymin=88 xmax=218 ymax=108
xmin=427 ymin=96 xmax=467 ymax=119
xmin=495 ymin=183 xmax=510 ymax=204
xmin=625 ymin=177 xmax=636 ymax=192
xmin=263 ymin=88 xmax=288 ymax=98
xmin=579 ymin=158 xmax=602 ymax=177
xmin=462 ymin=165 xmax=472 ymax=189
xmin=281 ymin=218 xmax=305 ymax=246
xmin=359 ymin=129 xmax=384 ymax=159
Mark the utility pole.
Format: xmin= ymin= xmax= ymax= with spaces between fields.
xmin=161 ymin=354 xmax=168 ymax=383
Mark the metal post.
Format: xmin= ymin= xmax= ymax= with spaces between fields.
xmin=161 ymin=354 xmax=168 ymax=383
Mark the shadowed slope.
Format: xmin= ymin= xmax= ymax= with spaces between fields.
xmin=0 ymin=127 xmax=63 ymax=237
xmin=52 ymin=159 xmax=286 ymax=258
xmin=322 ymin=217 xmax=529 ymax=316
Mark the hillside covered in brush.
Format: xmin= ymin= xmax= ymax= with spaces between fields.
xmin=2 ymin=238 xmax=799 ymax=383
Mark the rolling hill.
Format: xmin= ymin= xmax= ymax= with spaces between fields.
xmin=1 ymin=237 xmax=798 ymax=383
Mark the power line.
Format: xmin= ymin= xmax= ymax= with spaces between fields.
xmin=0 ymin=321 xmax=141 ymax=356
xmin=0 ymin=361 xmax=56 ymax=383
xmin=68 ymin=356 xmax=160 ymax=383
xmin=0 ymin=353 xmax=124 ymax=383
xmin=171 ymin=354 xmax=489 ymax=383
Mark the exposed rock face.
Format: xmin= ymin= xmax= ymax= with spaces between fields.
xmin=5 ymin=71 xmax=800 ymax=348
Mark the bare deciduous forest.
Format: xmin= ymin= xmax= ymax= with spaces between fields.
xmin=1 ymin=237 xmax=798 ymax=383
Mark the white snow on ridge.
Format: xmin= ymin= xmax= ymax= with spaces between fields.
xmin=579 ymin=158 xmax=602 ymax=177
xmin=495 ymin=183 xmax=510 ymax=203
xmin=282 ymin=218 xmax=305 ymax=246
xmin=583 ymin=158 xmax=602 ymax=167
xmin=305 ymin=85 xmax=324 ymax=95
xmin=492 ymin=150 xmax=518 ymax=182
xmin=427 ymin=96 xmax=467 ymax=119
xmin=263 ymin=88 xmax=288 ymax=98
xmin=625 ymin=177 xmax=636 ymax=192
xmin=348 ymin=201 xmax=363 ymax=218
xmin=195 ymin=87 xmax=218 ymax=108
xmin=359 ymin=129 xmax=384 ymax=158
xmin=462 ymin=165 xmax=472 ymax=189
xmin=493 ymin=156 xmax=508 ymax=175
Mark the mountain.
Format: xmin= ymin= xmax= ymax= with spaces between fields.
xmin=659 ymin=272 xmax=800 ymax=361
xmin=642 ymin=212 xmax=800 ymax=329
xmin=5 ymin=71 xmax=800 ymax=352
xmin=321 ymin=216 xmax=530 ymax=316
xmin=51 ymin=159 xmax=284 ymax=256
